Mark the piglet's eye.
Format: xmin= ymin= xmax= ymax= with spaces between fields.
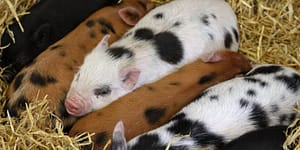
xmin=94 ymin=85 xmax=111 ymax=97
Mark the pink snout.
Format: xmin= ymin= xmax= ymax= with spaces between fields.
xmin=65 ymin=97 xmax=91 ymax=117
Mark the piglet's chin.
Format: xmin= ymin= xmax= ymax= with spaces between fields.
xmin=65 ymin=97 xmax=92 ymax=117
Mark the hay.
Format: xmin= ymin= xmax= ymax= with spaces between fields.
xmin=0 ymin=0 xmax=40 ymax=47
xmin=0 ymin=0 xmax=299 ymax=149
xmin=0 ymin=96 xmax=94 ymax=149
xmin=227 ymin=0 xmax=300 ymax=71
xmin=284 ymin=108 xmax=300 ymax=150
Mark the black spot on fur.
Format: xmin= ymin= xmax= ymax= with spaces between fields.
xmin=208 ymin=33 xmax=214 ymax=40
xmin=98 ymin=18 xmax=116 ymax=34
xmin=147 ymin=86 xmax=155 ymax=91
xmin=59 ymin=51 xmax=66 ymax=57
xmin=167 ymin=118 xmax=193 ymax=135
xmin=210 ymin=95 xmax=219 ymax=101
xmin=275 ymin=73 xmax=300 ymax=92
xmin=144 ymin=107 xmax=166 ymax=124
xmin=100 ymin=28 xmax=109 ymax=34
xmin=239 ymin=98 xmax=249 ymax=108
xmin=16 ymin=95 xmax=28 ymax=109
xmin=169 ymin=82 xmax=180 ymax=86
xmin=94 ymin=132 xmax=107 ymax=145
xmin=170 ymin=113 xmax=186 ymax=122
xmin=123 ymin=32 xmax=133 ymax=38
xmin=168 ymin=118 xmax=225 ymax=149
xmin=130 ymin=134 xmax=165 ymax=150
xmin=211 ymin=13 xmax=217 ymax=19
xmin=13 ymin=73 xmax=25 ymax=91
xmin=86 ymin=20 xmax=95 ymax=28
xmin=249 ymin=103 xmax=269 ymax=128
xmin=89 ymin=31 xmax=96 ymax=38
xmin=198 ymin=72 xmax=216 ymax=84
xmin=232 ymin=27 xmax=239 ymax=42
xmin=153 ymin=31 xmax=183 ymax=64
xmin=191 ymin=121 xmax=225 ymax=149
xmin=154 ymin=13 xmax=163 ymax=19
xmin=247 ymin=89 xmax=256 ymax=97
xmin=224 ymin=31 xmax=233 ymax=49
xmin=106 ymin=47 xmax=134 ymax=59
xmin=173 ymin=21 xmax=181 ymax=27
xmin=244 ymin=77 xmax=268 ymax=87
xmin=192 ymin=90 xmax=210 ymax=102
xmin=50 ymin=44 xmax=63 ymax=50
xmin=271 ymin=104 xmax=279 ymax=113
xmin=246 ymin=65 xmax=283 ymax=76
xmin=30 ymin=71 xmax=57 ymax=86
xmin=201 ymin=15 xmax=209 ymax=25
xmin=134 ymin=28 xmax=154 ymax=40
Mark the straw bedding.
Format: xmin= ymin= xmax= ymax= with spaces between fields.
xmin=0 ymin=0 xmax=299 ymax=149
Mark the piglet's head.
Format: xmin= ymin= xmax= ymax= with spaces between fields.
xmin=65 ymin=35 xmax=141 ymax=117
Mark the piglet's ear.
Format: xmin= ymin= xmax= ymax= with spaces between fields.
xmin=118 ymin=6 xmax=142 ymax=26
xmin=119 ymin=68 xmax=140 ymax=90
xmin=111 ymin=121 xmax=127 ymax=150
xmin=95 ymin=34 xmax=110 ymax=50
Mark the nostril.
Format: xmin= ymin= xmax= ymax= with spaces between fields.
xmin=65 ymin=99 xmax=82 ymax=116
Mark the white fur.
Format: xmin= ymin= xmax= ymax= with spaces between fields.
xmin=67 ymin=0 xmax=239 ymax=113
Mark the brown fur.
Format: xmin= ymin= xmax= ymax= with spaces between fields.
xmin=69 ymin=50 xmax=252 ymax=149
xmin=6 ymin=0 xmax=156 ymax=128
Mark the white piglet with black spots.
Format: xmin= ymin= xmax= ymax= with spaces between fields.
xmin=65 ymin=0 xmax=239 ymax=116
xmin=111 ymin=64 xmax=300 ymax=150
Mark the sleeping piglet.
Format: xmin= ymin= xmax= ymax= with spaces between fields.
xmin=5 ymin=0 xmax=155 ymax=130
xmin=111 ymin=64 xmax=300 ymax=150
xmin=68 ymin=50 xmax=252 ymax=150
xmin=65 ymin=0 xmax=240 ymax=117
xmin=0 ymin=0 xmax=120 ymax=82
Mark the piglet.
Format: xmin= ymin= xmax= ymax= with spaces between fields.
xmin=0 ymin=0 xmax=120 ymax=82
xmin=68 ymin=50 xmax=252 ymax=150
xmin=111 ymin=64 xmax=300 ymax=150
xmin=5 ymin=0 xmax=155 ymax=130
xmin=65 ymin=0 xmax=240 ymax=117
xmin=222 ymin=126 xmax=287 ymax=150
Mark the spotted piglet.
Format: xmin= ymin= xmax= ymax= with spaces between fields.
xmin=65 ymin=0 xmax=239 ymax=117
xmin=5 ymin=0 xmax=155 ymax=130
xmin=111 ymin=64 xmax=300 ymax=150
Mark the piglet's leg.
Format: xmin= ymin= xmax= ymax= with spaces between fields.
xmin=206 ymin=50 xmax=252 ymax=74
xmin=206 ymin=50 xmax=249 ymax=64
